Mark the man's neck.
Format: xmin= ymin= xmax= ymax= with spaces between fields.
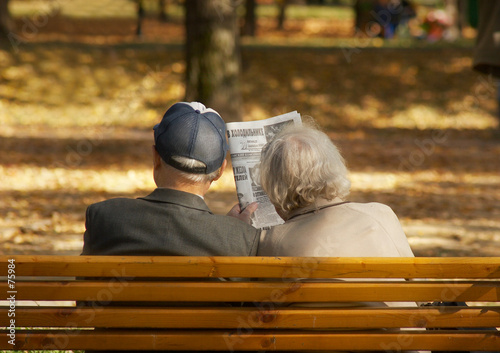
xmin=156 ymin=181 xmax=210 ymax=198
xmin=153 ymin=161 xmax=213 ymax=197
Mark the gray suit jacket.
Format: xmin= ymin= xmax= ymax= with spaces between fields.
xmin=82 ymin=188 xmax=259 ymax=256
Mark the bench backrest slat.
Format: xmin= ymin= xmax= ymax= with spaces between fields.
xmin=5 ymin=330 xmax=500 ymax=351
xmin=6 ymin=307 xmax=500 ymax=329
xmin=5 ymin=280 xmax=500 ymax=302
xmin=3 ymin=255 xmax=500 ymax=279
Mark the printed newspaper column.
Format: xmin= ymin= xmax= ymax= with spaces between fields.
xmin=226 ymin=111 xmax=302 ymax=229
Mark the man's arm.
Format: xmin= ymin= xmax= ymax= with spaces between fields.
xmin=81 ymin=206 xmax=93 ymax=255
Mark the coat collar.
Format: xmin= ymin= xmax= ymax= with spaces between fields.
xmin=139 ymin=188 xmax=212 ymax=213
xmin=286 ymin=197 xmax=346 ymax=220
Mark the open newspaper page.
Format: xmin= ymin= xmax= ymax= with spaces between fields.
xmin=226 ymin=111 xmax=302 ymax=229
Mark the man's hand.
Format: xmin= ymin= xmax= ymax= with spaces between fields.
xmin=227 ymin=202 xmax=258 ymax=224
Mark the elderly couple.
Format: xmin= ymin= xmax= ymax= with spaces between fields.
xmin=82 ymin=101 xmax=413 ymax=260
xmin=81 ymin=102 xmax=418 ymax=353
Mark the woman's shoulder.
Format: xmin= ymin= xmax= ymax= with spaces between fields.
xmin=344 ymin=201 xmax=396 ymax=215
xmin=341 ymin=201 xmax=403 ymax=227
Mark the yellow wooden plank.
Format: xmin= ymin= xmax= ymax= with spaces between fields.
xmin=4 ymin=306 xmax=500 ymax=329
xmin=1 ymin=330 xmax=498 ymax=351
xmin=2 ymin=255 xmax=500 ymax=279
xmin=4 ymin=280 xmax=500 ymax=302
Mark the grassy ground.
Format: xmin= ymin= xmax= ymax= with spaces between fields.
xmin=1 ymin=1 xmax=499 ymax=257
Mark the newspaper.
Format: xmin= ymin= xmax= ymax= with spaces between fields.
xmin=226 ymin=111 xmax=302 ymax=229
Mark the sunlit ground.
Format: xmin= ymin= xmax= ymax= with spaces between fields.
xmin=1 ymin=0 xmax=499 ymax=256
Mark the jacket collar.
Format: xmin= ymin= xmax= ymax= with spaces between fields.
xmin=139 ymin=188 xmax=212 ymax=213
xmin=286 ymin=197 xmax=346 ymax=220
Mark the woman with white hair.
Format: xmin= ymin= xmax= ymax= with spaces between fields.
xmin=257 ymin=124 xmax=423 ymax=353
xmin=258 ymin=123 xmax=414 ymax=259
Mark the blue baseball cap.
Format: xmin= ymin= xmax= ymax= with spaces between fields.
xmin=153 ymin=102 xmax=229 ymax=174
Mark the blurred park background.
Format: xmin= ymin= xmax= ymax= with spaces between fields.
xmin=0 ymin=0 xmax=499 ymax=257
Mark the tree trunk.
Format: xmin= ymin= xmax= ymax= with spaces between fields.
xmin=159 ymin=0 xmax=168 ymax=22
xmin=242 ymin=0 xmax=256 ymax=37
xmin=136 ymin=0 xmax=144 ymax=37
xmin=277 ymin=0 xmax=288 ymax=30
xmin=354 ymin=0 xmax=377 ymax=36
xmin=185 ymin=0 xmax=242 ymax=121
xmin=444 ymin=0 xmax=461 ymax=40
xmin=457 ymin=0 xmax=468 ymax=32
xmin=0 ymin=0 xmax=14 ymax=40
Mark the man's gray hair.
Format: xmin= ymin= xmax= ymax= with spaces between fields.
xmin=260 ymin=124 xmax=351 ymax=213
xmin=168 ymin=156 xmax=220 ymax=183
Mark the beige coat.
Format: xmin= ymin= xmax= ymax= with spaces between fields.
xmin=258 ymin=197 xmax=414 ymax=258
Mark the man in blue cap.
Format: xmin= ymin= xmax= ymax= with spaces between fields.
xmin=82 ymin=102 xmax=259 ymax=256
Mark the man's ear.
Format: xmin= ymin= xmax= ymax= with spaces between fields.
xmin=213 ymin=159 xmax=227 ymax=181
xmin=152 ymin=146 xmax=162 ymax=170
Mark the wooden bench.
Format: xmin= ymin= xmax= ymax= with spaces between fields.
xmin=1 ymin=255 xmax=499 ymax=351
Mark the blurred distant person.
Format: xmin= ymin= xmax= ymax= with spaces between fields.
xmin=371 ymin=0 xmax=416 ymax=39
xmin=473 ymin=0 xmax=500 ymax=125
xmin=422 ymin=9 xmax=451 ymax=42
xmin=397 ymin=0 xmax=416 ymax=38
